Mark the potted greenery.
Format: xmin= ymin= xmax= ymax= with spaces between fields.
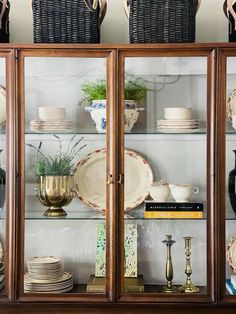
xmin=27 ymin=135 xmax=86 ymax=217
xmin=81 ymin=74 xmax=147 ymax=133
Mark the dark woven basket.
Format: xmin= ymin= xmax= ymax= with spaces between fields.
xmin=32 ymin=0 xmax=104 ymax=43
xmin=128 ymin=0 xmax=199 ymax=43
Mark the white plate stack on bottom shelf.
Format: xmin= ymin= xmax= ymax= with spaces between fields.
xmin=157 ymin=107 xmax=200 ymax=133
xmin=30 ymin=107 xmax=73 ymax=132
xmin=24 ymin=256 xmax=73 ymax=293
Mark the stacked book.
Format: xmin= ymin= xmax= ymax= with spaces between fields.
xmin=226 ymin=277 xmax=236 ymax=294
xmin=144 ymin=201 xmax=203 ymax=219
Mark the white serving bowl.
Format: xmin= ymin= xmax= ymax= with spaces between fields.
xmin=164 ymin=107 xmax=192 ymax=120
xmin=85 ymin=100 xmax=144 ymax=133
xmin=38 ymin=107 xmax=66 ymax=121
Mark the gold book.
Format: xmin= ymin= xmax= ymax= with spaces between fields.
xmin=144 ymin=211 xmax=203 ymax=219
xmin=87 ymin=275 xmax=144 ymax=293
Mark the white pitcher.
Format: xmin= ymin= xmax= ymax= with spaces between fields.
xmin=169 ymin=184 xmax=199 ymax=202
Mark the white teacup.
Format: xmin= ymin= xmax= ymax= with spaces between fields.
xmin=169 ymin=184 xmax=199 ymax=202
xmin=149 ymin=181 xmax=170 ymax=202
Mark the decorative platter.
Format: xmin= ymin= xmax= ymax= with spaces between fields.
xmin=0 ymin=86 xmax=6 ymax=126
xmin=227 ymin=88 xmax=236 ymax=123
xmin=74 ymin=148 xmax=153 ymax=212
xmin=226 ymin=233 xmax=236 ymax=273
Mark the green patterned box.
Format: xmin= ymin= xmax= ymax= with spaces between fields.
xmin=95 ymin=223 xmax=137 ymax=278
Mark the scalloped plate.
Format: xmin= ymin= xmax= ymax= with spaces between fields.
xmin=227 ymin=233 xmax=236 ymax=273
xmin=0 ymin=86 xmax=6 ymax=125
xmin=227 ymin=88 xmax=236 ymax=124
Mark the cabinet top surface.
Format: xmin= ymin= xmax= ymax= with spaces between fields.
xmin=0 ymin=42 xmax=236 ymax=50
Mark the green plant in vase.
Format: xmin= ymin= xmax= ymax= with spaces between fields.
xmin=27 ymin=135 xmax=86 ymax=217
xmin=82 ymin=74 xmax=147 ymax=133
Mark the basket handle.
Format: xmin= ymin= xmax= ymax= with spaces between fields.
xmin=123 ymin=0 xmax=201 ymax=19
xmin=83 ymin=0 xmax=99 ymax=12
xmin=224 ymin=0 xmax=236 ymax=31
xmin=83 ymin=0 xmax=107 ymax=23
xmin=0 ymin=0 xmax=8 ymax=30
xmin=29 ymin=0 xmax=107 ymax=24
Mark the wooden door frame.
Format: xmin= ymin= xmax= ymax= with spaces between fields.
xmin=116 ymin=46 xmax=217 ymax=303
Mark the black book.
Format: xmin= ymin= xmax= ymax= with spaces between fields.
xmin=145 ymin=201 xmax=203 ymax=212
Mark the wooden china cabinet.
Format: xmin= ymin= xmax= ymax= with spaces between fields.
xmin=0 ymin=43 xmax=236 ymax=313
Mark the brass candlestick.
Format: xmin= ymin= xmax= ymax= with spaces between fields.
xmin=162 ymin=234 xmax=178 ymax=293
xmin=179 ymin=237 xmax=199 ymax=293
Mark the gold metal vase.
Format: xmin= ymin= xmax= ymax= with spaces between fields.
xmin=36 ymin=175 xmax=75 ymax=217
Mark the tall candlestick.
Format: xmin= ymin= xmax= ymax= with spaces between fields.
xmin=179 ymin=237 xmax=199 ymax=293
xmin=162 ymin=234 xmax=178 ymax=293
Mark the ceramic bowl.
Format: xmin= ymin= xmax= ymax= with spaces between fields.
xmin=149 ymin=181 xmax=170 ymax=202
xmin=85 ymin=100 xmax=144 ymax=133
xmin=164 ymin=107 xmax=192 ymax=120
xmin=38 ymin=107 xmax=66 ymax=121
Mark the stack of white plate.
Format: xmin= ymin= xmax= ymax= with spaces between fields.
xmin=0 ymin=274 xmax=5 ymax=291
xmin=24 ymin=256 xmax=73 ymax=294
xmin=157 ymin=107 xmax=200 ymax=133
xmin=30 ymin=120 xmax=73 ymax=132
xmin=38 ymin=107 xmax=66 ymax=121
xmin=30 ymin=107 xmax=73 ymax=132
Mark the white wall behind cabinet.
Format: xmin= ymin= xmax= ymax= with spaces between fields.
xmin=9 ymin=0 xmax=228 ymax=44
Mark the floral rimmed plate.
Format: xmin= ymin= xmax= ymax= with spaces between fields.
xmin=227 ymin=88 xmax=236 ymax=123
xmin=74 ymin=148 xmax=153 ymax=212
xmin=0 ymin=86 xmax=6 ymax=127
xmin=227 ymin=233 xmax=236 ymax=273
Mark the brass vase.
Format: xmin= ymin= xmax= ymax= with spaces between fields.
xmin=36 ymin=175 xmax=75 ymax=217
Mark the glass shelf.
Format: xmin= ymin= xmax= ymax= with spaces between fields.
xmin=25 ymin=211 xmax=106 ymax=220
xmin=25 ymin=129 xmax=207 ymax=136
xmin=23 ymin=209 xmax=207 ymax=221
xmin=23 ymin=130 xmax=236 ymax=135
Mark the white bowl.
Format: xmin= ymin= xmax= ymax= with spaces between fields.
xmin=38 ymin=107 xmax=66 ymax=121
xmin=149 ymin=181 xmax=170 ymax=202
xmin=164 ymin=107 xmax=192 ymax=120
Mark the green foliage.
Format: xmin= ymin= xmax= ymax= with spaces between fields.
xmin=81 ymin=74 xmax=147 ymax=104
xmin=124 ymin=74 xmax=147 ymax=103
xmin=81 ymin=79 xmax=106 ymax=102
xmin=27 ymin=135 xmax=86 ymax=176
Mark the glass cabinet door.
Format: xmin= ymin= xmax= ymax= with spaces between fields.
xmin=117 ymin=49 xmax=215 ymax=302
xmin=221 ymin=49 xmax=236 ymax=302
xmin=0 ymin=51 xmax=14 ymax=301
xmin=17 ymin=50 xmax=115 ymax=302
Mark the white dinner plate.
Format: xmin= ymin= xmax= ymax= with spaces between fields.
xmin=227 ymin=88 xmax=236 ymax=124
xmin=0 ymin=86 xmax=6 ymax=125
xmin=227 ymin=233 xmax=236 ymax=273
xmin=24 ymin=272 xmax=72 ymax=284
xmin=157 ymin=128 xmax=201 ymax=134
xmin=74 ymin=148 xmax=153 ymax=212
xmin=27 ymin=256 xmax=62 ymax=265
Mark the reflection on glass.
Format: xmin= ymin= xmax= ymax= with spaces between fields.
xmin=0 ymin=58 xmax=6 ymax=295
xmin=226 ymin=57 xmax=236 ymax=295
xmin=24 ymin=57 xmax=107 ymax=294
xmin=124 ymin=57 xmax=207 ymax=294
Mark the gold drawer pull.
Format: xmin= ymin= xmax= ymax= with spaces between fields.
xmin=117 ymin=174 xmax=124 ymax=184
